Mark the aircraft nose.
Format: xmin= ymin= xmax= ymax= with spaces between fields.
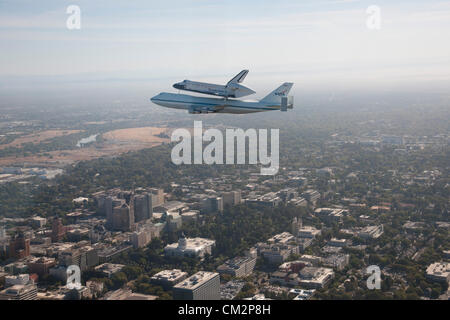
xmin=173 ymin=83 xmax=184 ymax=90
xmin=150 ymin=94 xmax=160 ymax=103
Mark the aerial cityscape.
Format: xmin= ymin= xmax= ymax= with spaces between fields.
xmin=0 ymin=0 xmax=449 ymax=309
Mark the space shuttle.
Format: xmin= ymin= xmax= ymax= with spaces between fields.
xmin=173 ymin=70 xmax=255 ymax=98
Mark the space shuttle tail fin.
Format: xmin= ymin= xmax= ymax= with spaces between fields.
xmin=227 ymin=70 xmax=249 ymax=85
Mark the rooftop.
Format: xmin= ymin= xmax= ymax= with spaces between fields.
xmin=173 ymin=271 xmax=219 ymax=290
xmin=151 ymin=269 xmax=188 ymax=282
xmin=426 ymin=262 xmax=450 ymax=277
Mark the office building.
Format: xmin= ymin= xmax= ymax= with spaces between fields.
xmin=151 ymin=269 xmax=188 ymax=288
xmin=222 ymin=191 xmax=241 ymax=207
xmin=425 ymin=262 xmax=450 ymax=283
xmin=298 ymin=255 xmax=322 ymax=266
xmin=291 ymin=288 xmax=316 ymax=300
xmin=59 ymin=245 xmax=99 ymax=271
xmin=299 ymin=267 xmax=334 ymax=289
xmin=66 ymin=228 xmax=90 ymax=242
xmin=323 ymin=254 xmax=350 ymax=271
xmin=97 ymin=244 xmax=132 ymax=263
xmin=9 ymin=233 xmax=30 ymax=259
xmin=131 ymin=222 xmax=159 ymax=249
xmin=297 ymin=226 xmax=321 ymax=239
xmin=328 ymin=238 xmax=350 ymax=247
xmin=358 ymin=225 xmax=384 ymax=239
xmin=278 ymin=260 xmax=310 ymax=274
xmin=314 ymin=208 xmax=346 ymax=223
xmin=94 ymin=263 xmax=125 ymax=278
xmin=4 ymin=261 xmax=28 ymax=274
xmin=112 ymin=202 xmax=135 ymax=232
xmin=217 ymin=250 xmax=257 ymax=277
xmin=134 ymin=193 xmax=153 ymax=222
xmin=27 ymin=257 xmax=56 ymax=276
xmin=131 ymin=229 xmax=149 ymax=249
xmin=173 ymin=271 xmax=220 ymax=300
xmin=201 ymin=197 xmax=224 ymax=214
xmin=0 ymin=284 xmax=37 ymax=300
xmin=105 ymin=197 xmax=124 ymax=229
xmin=181 ymin=211 xmax=199 ymax=223
xmin=154 ymin=201 xmax=187 ymax=213
xmin=277 ymin=188 xmax=299 ymax=202
xmin=302 ymin=189 xmax=320 ymax=204
xmin=4 ymin=274 xmax=33 ymax=287
xmin=30 ymin=216 xmax=47 ymax=228
xmin=297 ymin=237 xmax=314 ymax=251
xmin=270 ymin=271 xmax=300 ymax=287
xmin=49 ymin=266 xmax=69 ymax=282
xmin=267 ymin=232 xmax=296 ymax=244
xmin=291 ymin=217 xmax=303 ymax=237
xmin=86 ymin=280 xmax=104 ymax=298
xmin=148 ymin=188 xmax=165 ymax=208
xmin=259 ymin=243 xmax=299 ymax=265
xmin=246 ymin=192 xmax=282 ymax=208
xmin=0 ymin=225 xmax=6 ymax=239
xmin=103 ymin=288 xmax=158 ymax=300
xmin=288 ymin=197 xmax=307 ymax=207
xmin=165 ymin=212 xmax=183 ymax=232
xmin=51 ymin=217 xmax=67 ymax=242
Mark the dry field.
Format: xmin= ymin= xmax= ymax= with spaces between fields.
xmin=102 ymin=127 xmax=169 ymax=144
xmin=0 ymin=127 xmax=171 ymax=167
xmin=0 ymin=130 xmax=82 ymax=150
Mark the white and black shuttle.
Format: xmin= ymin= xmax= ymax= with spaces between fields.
xmin=172 ymin=70 xmax=255 ymax=98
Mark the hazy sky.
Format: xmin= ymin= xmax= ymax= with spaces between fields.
xmin=1 ymin=0 xmax=450 ymax=97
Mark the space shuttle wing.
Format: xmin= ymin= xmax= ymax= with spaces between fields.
xmin=227 ymin=70 xmax=249 ymax=84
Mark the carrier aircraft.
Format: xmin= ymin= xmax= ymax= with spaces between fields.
xmin=151 ymin=82 xmax=294 ymax=114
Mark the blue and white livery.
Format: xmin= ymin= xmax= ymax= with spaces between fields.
xmin=151 ymin=82 xmax=294 ymax=114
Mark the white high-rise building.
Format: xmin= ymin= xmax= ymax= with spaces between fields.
xmin=0 ymin=284 xmax=37 ymax=300
xmin=222 ymin=191 xmax=241 ymax=207
xmin=173 ymin=271 xmax=220 ymax=300
xmin=291 ymin=217 xmax=303 ymax=236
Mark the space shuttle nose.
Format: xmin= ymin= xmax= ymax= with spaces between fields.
xmin=150 ymin=93 xmax=160 ymax=102
xmin=173 ymin=82 xmax=185 ymax=90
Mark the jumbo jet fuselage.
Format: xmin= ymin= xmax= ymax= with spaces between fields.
xmin=151 ymin=93 xmax=275 ymax=114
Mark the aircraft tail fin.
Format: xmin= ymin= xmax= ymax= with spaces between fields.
xmin=227 ymin=70 xmax=249 ymax=85
xmin=260 ymin=82 xmax=294 ymax=104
